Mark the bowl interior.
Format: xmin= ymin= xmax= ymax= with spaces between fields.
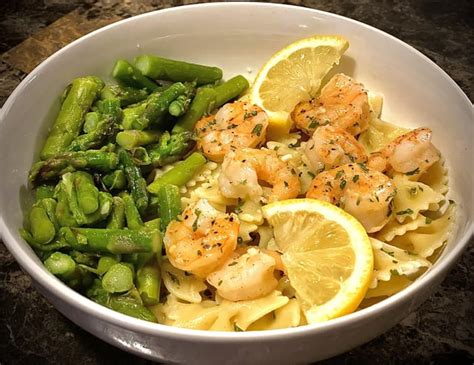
xmin=0 ymin=2 xmax=472 ymax=335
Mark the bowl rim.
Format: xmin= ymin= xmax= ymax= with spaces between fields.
xmin=0 ymin=2 xmax=472 ymax=342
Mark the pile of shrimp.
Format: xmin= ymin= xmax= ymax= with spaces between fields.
xmin=163 ymin=73 xmax=440 ymax=302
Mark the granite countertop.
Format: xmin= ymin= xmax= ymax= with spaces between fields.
xmin=0 ymin=0 xmax=472 ymax=364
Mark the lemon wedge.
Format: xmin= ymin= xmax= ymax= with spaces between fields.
xmin=250 ymin=35 xmax=349 ymax=139
xmin=262 ymin=198 xmax=373 ymax=323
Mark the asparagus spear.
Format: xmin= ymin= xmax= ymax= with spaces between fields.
xmin=100 ymin=84 xmax=149 ymax=107
xmin=137 ymin=262 xmax=161 ymax=305
xmin=118 ymin=149 xmax=149 ymax=215
xmin=59 ymin=227 xmax=158 ymax=254
xmin=146 ymin=131 xmax=194 ymax=167
xmin=147 ymin=152 xmax=206 ymax=194
xmin=41 ymin=76 xmax=104 ymax=159
xmin=44 ymin=252 xmax=77 ymax=280
xmin=58 ymin=172 xmax=112 ymax=226
xmin=96 ymin=256 xmax=120 ymax=276
xmin=112 ymin=59 xmax=159 ymax=93
xmin=130 ymin=147 xmax=151 ymax=166
xmin=44 ymin=251 xmax=93 ymax=288
xmin=20 ymin=229 xmax=68 ymax=252
xmin=35 ymin=185 xmax=55 ymax=201
xmin=86 ymin=279 xmax=157 ymax=322
xmin=54 ymin=181 xmax=79 ymax=227
xmin=122 ymin=101 xmax=147 ymax=130
xmin=106 ymin=196 xmax=126 ymax=229
xmin=168 ymin=94 xmax=192 ymax=117
xmin=116 ymin=130 xmax=161 ymax=150
xmin=213 ymin=75 xmax=249 ymax=108
xmin=120 ymin=192 xmax=144 ymax=230
xmin=29 ymin=150 xmax=118 ymax=185
xmin=134 ymin=55 xmax=223 ymax=85
xmin=102 ymin=263 xmax=134 ymax=293
xmin=67 ymin=98 xmax=122 ymax=152
xmin=157 ymin=184 xmax=182 ymax=231
xmin=168 ymin=81 xmax=196 ymax=117
xmin=172 ymin=87 xmax=217 ymax=133
xmin=131 ymin=82 xmax=188 ymax=130
xmin=171 ymin=75 xmax=249 ymax=133
xmin=29 ymin=204 xmax=56 ymax=244
xmin=74 ymin=171 xmax=99 ymax=215
xmin=102 ymin=170 xmax=127 ymax=191
xmin=83 ymin=112 xmax=101 ymax=133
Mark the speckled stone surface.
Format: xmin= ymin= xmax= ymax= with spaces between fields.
xmin=0 ymin=1 xmax=473 ymax=364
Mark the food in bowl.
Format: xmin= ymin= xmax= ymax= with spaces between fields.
xmin=20 ymin=35 xmax=455 ymax=331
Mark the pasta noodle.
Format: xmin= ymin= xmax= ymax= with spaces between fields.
xmin=358 ymin=117 xmax=409 ymax=153
xmin=154 ymin=291 xmax=289 ymax=331
xmin=365 ymin=275 xmax=413 ymax=299
xmin=418 ymin=157 xmax=449 ymax=195
xmin=375 ymin=214 xmax=429 ymax=242
xmin=369 ymin=238 xmax=431 ymax=289
xmin=391 ymin=174 xmax=446 ymax=223
xmin=247 ymin=299 xmax=301 ymax=330
xmin=389 ymin=203 xmax=455 ymax=258
xmin=161 ymin=261 xmax=207 ymax=303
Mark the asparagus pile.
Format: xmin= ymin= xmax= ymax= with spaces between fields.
xmin=22 ymin=55 xmax=249 ymax=322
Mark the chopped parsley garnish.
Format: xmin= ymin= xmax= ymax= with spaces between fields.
xmin=425 ymin=217 xmax=433 ymax=224
xmin=252 ymin=123 xmax=263 ymax=136
xmin=381 ymin=248 xmax=395 ymax=257
xmin=192 ymin=208 xmax=202 ymax=231
xmin=396 ymin=208 xmax=414 ymax=216
xmin=405 ymin=167 xmax=420 ymax=176
xmin=339 ymin=179 xmax=347 ymax=190
xmin=284 ymin=181 xmax=289 ymax=188
xmin=228 ymin=261 xmax=238 ymax=266
xmin=307 ymin=171 xmax=316 ymax=178
xmin=357 ymin=162 xmax=369 ymax=172
xmin=308 ymin=119 xmax=318 ymax=129
xmin=234 ymin=199 xmax=243 ymax=214
xmin=168 ymin=272 xmax=180 ymax=286
xmin=390 ymin=269 xmax=399 ymax=276
xmin=335 ymin=170 xmax=344 ymax=179
xmin=409 ymin=187 xmax=418 ymax=196
xmin=352 ymin=174 xmax=360 ymax=183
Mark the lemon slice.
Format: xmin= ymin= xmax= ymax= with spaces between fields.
xmin=262 ymin=198 xmax=373 ymax=323
xmin=250 ymin=35 xmax=349 ymax=139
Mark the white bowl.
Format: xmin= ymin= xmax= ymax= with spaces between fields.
xmin=0 ymin=3 xmax=472 ymax=364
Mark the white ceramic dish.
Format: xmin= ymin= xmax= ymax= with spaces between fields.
xmin=0 ymin=3 xmax=472 ymax=364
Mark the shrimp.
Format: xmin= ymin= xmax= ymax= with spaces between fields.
xmin=164 ymin=199 xmax=239 ymax=278
xmin=207 ymin=247 xmax=278 ymax=301
xmin=291 ymin=73 xmax=370 ymax=136
xmin=304 ymin=125 xmax=368 ymax=172
xmin=218 ymin=148 xmax=300 ymax=203
xmin=195 ymin=101 xmax=269 ymax=162
xmin=306 ymin=163 xmax=396 ymax=233
xmin=367 ymin=127 xmax=440 ymax=176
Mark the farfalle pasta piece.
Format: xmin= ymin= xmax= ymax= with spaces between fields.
xmin=376 ymin=214 xmax=429 ymax=242
xmin=365 ymin=275 xmax=412 ymax=299
xmin=236 ymin=200 xmax=264 ymax=242
xmin=418 ymin=156 xmax=449 ymax=195
xmin=181 ymin=165 xmax=235 ymax=212
xmin=389 ymin=203 xmax=455 ymax=258
xmin=266 ymin=138 xmax=314 ymax=194
xmin=358 ymin=117 xmax=409 ymax=153
xmin=392 ymin=174 xmax=445 ymax=223
xmin=161 ymin=261 xmax=207 ymax=303
xmin=155 ymin=291 xmax=289 ymax=331
xmin=247 ymin=299 xmax=301 ymax=331
xmin=369 ymin=238 xmax=431 ymax=289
